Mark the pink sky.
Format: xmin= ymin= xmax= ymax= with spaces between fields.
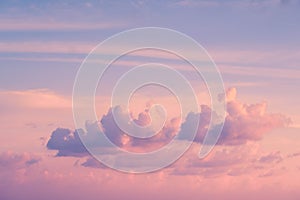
xmin=0 ymin=1 xmax=300 ymax=200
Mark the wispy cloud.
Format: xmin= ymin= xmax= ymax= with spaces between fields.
xmin=0 ymin=151 xmax=41 ymax=169
xmin=0 ymin=41 xmax=94 ymax=54
xmin=0 ymin=19 xmax=128 ymax=31
xmin=173 ymin=0 xmax=292 ymax=8
xmin=1 ymin=40 xmax=300 ymax=72
xmin=0 ymin=89 xmax=71 ymax=110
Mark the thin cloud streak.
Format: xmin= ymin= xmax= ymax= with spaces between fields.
xmin=0 ymin=19 xmax=128 ymax=31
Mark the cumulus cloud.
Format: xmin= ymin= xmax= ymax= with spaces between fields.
xmin=47 ymin=128 xmax=88 ymax=157
xmin=180 ymin=87 xmax=290 ymax=145
xmin=47 ymin=106 xmax=181 ymax=156
xmin=101 ymin=106 xmax=181 ymax=152
xmin=219 ymin=87 xmax=290 ymax=144
xmin=46 ymin=111 xmax=289 ymax=178
xmin=47 ymin=88 xmax=290 ymax=160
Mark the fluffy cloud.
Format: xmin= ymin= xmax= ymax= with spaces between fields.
xmin=47 ymin=106 xmax=181 ymax=156
xmin=47 ymin=88 xmax=290 ymax=158
xmin=47 ymin=128 xmax=88 ymax=157
xmin=221 ymin=88 xmax=290 ymax=144
xmin=101 ymin=106 xmax=181 ymax=152
xmin=180 ymin=87 xmax=290 ymax=145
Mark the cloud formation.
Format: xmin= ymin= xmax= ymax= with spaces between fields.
xmin=0 ymin=151 xmax=41 ymax=169
xmin=259 ymin=151 xmax=283 ymax=164
xmin=180 ymin=87 xmax=290 ymax=145
xmin=47 ymin=106 xmax=181 ymax=156
xmin=170 ymin=143 xmax=286 ymax=178
xmin=101 ymin=106 xmax=181 ymax=152
xmin=47 ymin=128 xmax=88 ymax=157
xmin=81 ymin=157 xmax=108 ymax=169
xmin=47 ymin=88 xmax=290 ymax=158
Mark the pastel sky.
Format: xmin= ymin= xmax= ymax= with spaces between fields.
xmin=0 ymin=0 xmax=300 ymax=200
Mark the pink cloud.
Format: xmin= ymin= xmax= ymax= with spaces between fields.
xmin=0 ymin=148 xmax=299 ymax=200
xmin=170 ymin=143 xmax=286 ymax=178
xmin=47 ymin=105 xmax=181 ymax=156
xmin=288 ymin=152 xmax=300 ymax=158
xmin=81 ymin=157 xmax=108 ymax=169
xmin=0 ymin=89 xmax=71 ymax=110
xmin=220 ymin=88 xmax=290 ymax=144
xmin=0 ymin=151 xmax=42 ymax=186
xmin=46 ymin=128 xmax=87 ymax=157
xmin=180 ymin=87 xmax=290 ymax=145
xmin=101 ymin=106 xmax=181 ymax=152
xmin=259 ymin=151 xmax=283 ymax=164
xmin=0 ymin=151 xmax=41 ymax=169
xmin=47 ymin=87 xmax=290 ymax=159
xmin=0 ymin=19 xmax=127 ymax=31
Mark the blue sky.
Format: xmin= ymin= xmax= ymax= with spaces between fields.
xmin=1 ymin=0 xmax=299 ymax=117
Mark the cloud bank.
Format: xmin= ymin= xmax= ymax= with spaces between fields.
xmin=47 ymin=88 xmax=290 ymax=157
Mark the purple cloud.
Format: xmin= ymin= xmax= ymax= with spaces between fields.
xmin=47 ymin=88 xmax=290 ymax=162
xmin=0 ymin=151 xmax=41 ymax=169
xmin=47 ymin=128 xmax=88 ymax=157
xmin=180 ymin=88 xmax=290 ymax=145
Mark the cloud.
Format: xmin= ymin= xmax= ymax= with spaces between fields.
xmin=47 ymin=128 xmax=88 ymax=157
xmin=0 ymin=151 xmax=41 ymax=170
xmin=259 ymin=151 xmax=283 ymax=164
xmin=0 ymin=89 xmax=71 ymax=111
xmin=0 ymin=18 xmax=127 ymax=31
xmin=47 ymin=105 xmax=181 ymax=156
xmin=0 ymin=41 xmax=94 ymax=54
xmin=220 ymin=88 xmax=290 ymax=144
xmin=287 ymin=152 xmax=300 ymax=158
xmin=280 ymin=0 xmax=300 ymax=6
xmin=0 ymin=150 xmax=298 ymax=200
xmin=47 ymin=87 xmax=290 ymax=168
xmin=174 ymin=0 xmax=220 ymax=7
xmin=171 ymin=143 xmax=255 ymax=176
xmin=173 ymin=0 xmax=297 ymax=8
xmin=81 ymin=157 xmax=108 ymax=169
xmin=171 ymin=143 xmax=286 ymax=177
xmin=180 ymin=87 xmax=290 ymax=145
xmin=101 ymin=106 xmax=181 ymax=151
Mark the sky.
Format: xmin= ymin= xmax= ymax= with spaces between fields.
xmin=0 ymin=0 xmax=300 ymax=199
